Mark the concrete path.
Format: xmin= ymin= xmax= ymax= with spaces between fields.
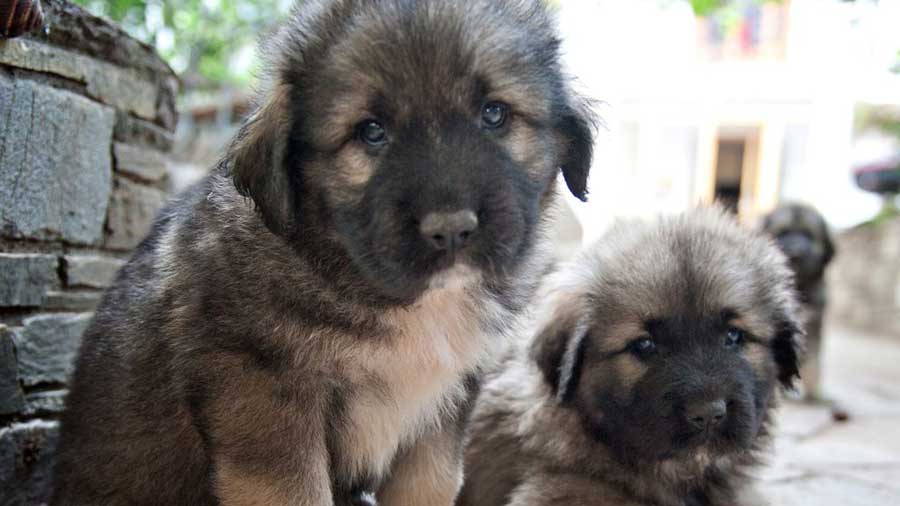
xmin=755 ymin=324 xmax=900 ymax=505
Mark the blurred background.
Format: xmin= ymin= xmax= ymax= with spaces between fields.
xmin=1 ymin=0 xmax=898 ymax=504
xmin=69 ymin=0 xmax=900 ymax=333
xmin=71 ymin=0 xmax=900 ymax=230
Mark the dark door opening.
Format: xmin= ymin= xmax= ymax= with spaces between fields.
xmin=713 ymin=138 xmax=745 ymax=214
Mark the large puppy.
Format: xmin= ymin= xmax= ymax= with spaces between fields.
xmin=762 ymin=203 xmax=834 ymax=401
xmin=52 ymin=1 xmax=595 ymax=505
xmin=458 ymin=208 xmax=803 ymax=506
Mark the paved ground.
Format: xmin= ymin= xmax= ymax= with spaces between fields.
xmin=754 ymin=323 xmax=900 ymax=505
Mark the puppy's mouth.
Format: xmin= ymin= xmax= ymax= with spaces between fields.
xmin=669 ymin=422 xmax=756 ymax=463
xmin=684 ymin=429 xmax=723 ymax=450
xmin=427 ymin=263 xmax=481 ymax=291
xmin=428 ymin=245 xmax=478 ymax=273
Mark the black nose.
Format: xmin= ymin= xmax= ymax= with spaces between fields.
xmin=419 ymin=210 xmax=478 ymax=252
xmin=685 ymin=399 xmax=727 ymax=432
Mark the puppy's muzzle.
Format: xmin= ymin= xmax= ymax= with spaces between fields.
xmin=419 ymin=210 xmax=479 ymax=253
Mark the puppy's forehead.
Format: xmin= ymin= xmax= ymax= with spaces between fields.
xmin=765 ymin=209 xmax=795 ymax=233
xmin=796 ymin=208 xmax=827 ymax=237
xmin=319 ymin=0 xmax=558 ymax=120
xmin=585 ymin=223 xmax=785 ymax=343
xmin=767 ymin=205 xmax=825 ymax=237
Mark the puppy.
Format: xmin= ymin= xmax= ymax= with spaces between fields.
xmin=458 ymin=208 xmax=803 ymax=506
xmin=52 ymin=1 xmax=596 ymax=505
xmin=762 ymin=203 xmax=834 ymax=401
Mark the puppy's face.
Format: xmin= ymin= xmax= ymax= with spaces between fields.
xmin=532 ymin=211 xmax=803 ymax=467
xmin=573 ymin=304 xmax=788 ymax=464
xmin=763 ymin=204 xmax=834 ymax=282
xmin=229 ymin=0 xmax=594 ymax=302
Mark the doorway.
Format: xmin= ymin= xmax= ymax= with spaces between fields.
xmin=712 ymin=126 xmax=760 ymax=215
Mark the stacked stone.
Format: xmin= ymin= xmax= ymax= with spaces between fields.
xmin=0 ymin=1 xmax=177 ymax=503
xmin=829 ymin=218 xmax=900 ymax=338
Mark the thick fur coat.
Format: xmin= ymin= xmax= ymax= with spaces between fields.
xmin=458 ymin=209 xmax=804 ymax=506
xmin=52 ymin=1 xmax=596 ymax=505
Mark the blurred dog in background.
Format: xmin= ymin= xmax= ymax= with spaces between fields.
xmin=762 ymin=203 xmax=835 ymax=404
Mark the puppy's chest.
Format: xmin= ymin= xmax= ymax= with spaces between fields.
xmin=335 ymin=287 xmax=500 ymax=481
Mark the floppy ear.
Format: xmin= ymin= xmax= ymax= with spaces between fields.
xmin=228 ymin=84 xmax=296 ymax=235
xmin=772 ymin=316 xmax=805 ymax=390
xmin=557 ymin=100 xmax=597 ymax=202
xmin=761 ymin=213 xmax=774 ymax=233
xmin=529 ymin=303 xmax=589 ymax=402
xmin=821 ymin=219 xmax=836 ymax=267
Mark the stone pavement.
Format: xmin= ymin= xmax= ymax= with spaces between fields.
xmin=754 ymin=323 xmax=900 ymax=506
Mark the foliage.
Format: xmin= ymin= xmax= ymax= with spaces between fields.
xmin=72 ymin=0 xmax=293 ymax=88
xmin=688 ymin=0 xmax=781 ymax=17
xmin=71 ymin=0 xmax=888 ymax=90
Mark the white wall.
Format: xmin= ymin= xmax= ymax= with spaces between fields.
xmin=555 ymin=0 xmax=899 ymax=244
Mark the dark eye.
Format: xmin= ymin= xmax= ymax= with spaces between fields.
xmin=629 ymin=336 xmax=657 ymax=358
xmin=725 ymin=327 xmax=746 ymax=349
xmin=358 ymin=120 xmax=387 ymax=146
xmin=481 ymin=102 xmax=509 ymax=129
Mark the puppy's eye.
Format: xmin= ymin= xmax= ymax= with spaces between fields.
xmin=481 ymin=102 xmax=509 ymax=129
xmin=358 ymin=120 xmax=387 ymax=146
xmin=725 ymin=327 xmax=746 ymax=349
xmin=629 ymin=336 xmax=657 ymax=358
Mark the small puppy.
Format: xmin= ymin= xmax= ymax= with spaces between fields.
xmin=52 ymin=1 xmax=596 ymax=505
xmin=458 ymin=208 xmax=803 ymax=506
xmin=762 ymin=203 xmax=834 ymax=401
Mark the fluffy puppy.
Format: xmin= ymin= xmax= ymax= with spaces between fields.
xmin=52 ymin=1 xmax=596 ymax=505
xmin=762 ymin=203 xmax=835 ymax=401
xmin=458 ymin=208 xmax=803 ymax=506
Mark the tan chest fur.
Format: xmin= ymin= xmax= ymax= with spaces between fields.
xmin=337 ymin=266 xmax=502 ymax=481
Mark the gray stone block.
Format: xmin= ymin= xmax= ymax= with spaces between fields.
xmin=114 ymin=142 xmax=169 ymax=182
xmin=63 ymin=255 xmax=125 ymax=289
xmin=42 ymin=291 xmax=103 ymax=312
xmin=105 ymin=177 xmax=167 ymax=251
xmin=114 ymin=111 xmax=175 ymax=151
xmin=0 ymin=74 xmax=114 ymax=245
xmin=22 ymin=390 xmax=67 ymax=418
xmin=0 ymin=326 xmax=25 ymax=416
xmin=11 ymin=313 xmax=92 ymax=387
xmin=0 ymin=39 xmax=159 ymax=120
xmin=0 ymin=420 xmax=59 ymax=506
xmin=0 ymin=254 xmax=59 ymax=307
xmin=37 ymin=0 xmax=178 ymax=94
xmin=156 ymin=75 xmax=180 ymax=132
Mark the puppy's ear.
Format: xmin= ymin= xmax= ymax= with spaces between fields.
xmin=761 ymin=213 xmax=774 ymax=233
xmin=228 ymin=84 xmax=296 ymax=235
xmin=772 ymin=315 xmax=805 ymax=390
xmin=821 ymin=219 xmax=836 ymax=267
xmin=557 ymin=100 xmax=597 ymax=202
xmin=529 ymin=302 xmax=589 ymax=402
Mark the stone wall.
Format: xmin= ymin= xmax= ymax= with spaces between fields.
xmin=0 ymin=2 xmax=177 ymax=504
xmin=829 ymin=217 xmax=900 ymax=338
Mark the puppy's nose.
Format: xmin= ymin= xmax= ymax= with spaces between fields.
xmin=685 ymin=399 xmax=727 ymax=431
xmin=419 ymin=210 xmax=478 ymax=252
